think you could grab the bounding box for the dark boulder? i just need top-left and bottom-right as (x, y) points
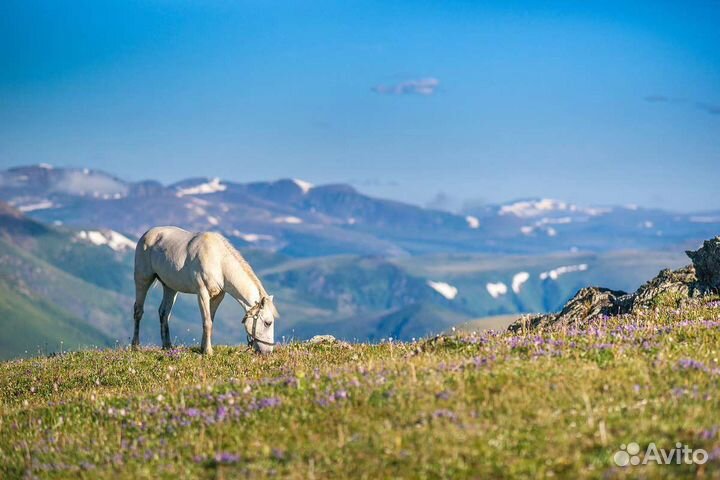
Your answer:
(686, 237), (720, 290)
(509, 287), (629, 332)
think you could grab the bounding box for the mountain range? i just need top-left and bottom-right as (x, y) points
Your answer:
(0, 164), (716, 358)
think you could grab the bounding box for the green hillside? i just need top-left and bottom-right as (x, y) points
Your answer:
(0, 276), (110, 359)
(1, 300), (719, 478)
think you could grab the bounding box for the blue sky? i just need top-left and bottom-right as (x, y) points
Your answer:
(1, 1), (719, 211)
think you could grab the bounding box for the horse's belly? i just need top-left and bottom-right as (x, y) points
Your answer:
(150, 251), (197, 293)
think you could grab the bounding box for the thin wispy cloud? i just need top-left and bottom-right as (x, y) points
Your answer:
(696, 102), (720, 115)
(644, 94), (719, 115)
(372, 77), (440, 96)
(643, 95), (685, 103)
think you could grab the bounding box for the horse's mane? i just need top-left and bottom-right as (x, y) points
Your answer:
(219, 235), (267, 297)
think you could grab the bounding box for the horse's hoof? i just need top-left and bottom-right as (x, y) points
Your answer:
(162, 344), (173, 350)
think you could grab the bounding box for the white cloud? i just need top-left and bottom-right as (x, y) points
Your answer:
(372, 78), (439, 96)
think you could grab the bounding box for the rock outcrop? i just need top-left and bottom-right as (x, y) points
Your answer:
(508, 237), (720, 332)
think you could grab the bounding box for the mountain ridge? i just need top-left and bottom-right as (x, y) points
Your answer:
(1, 164), (718, 258)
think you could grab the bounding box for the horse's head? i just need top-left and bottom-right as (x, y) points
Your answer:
(242, 295), (278, 354)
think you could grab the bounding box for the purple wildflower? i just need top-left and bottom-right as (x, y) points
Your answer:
(699, 426), (719, 440)
(214, 452), (241, 464)
(432, 409), (457, 420)
(256, 396), (282, 409)
(216, 406), (228, 421)
(435, 390), (451, 401)
(678, 359), (706, 371)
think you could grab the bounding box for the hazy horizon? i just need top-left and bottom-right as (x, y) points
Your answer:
(4, 160), (719, 215)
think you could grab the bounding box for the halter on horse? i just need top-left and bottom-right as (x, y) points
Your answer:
(242, 300), (276, 348)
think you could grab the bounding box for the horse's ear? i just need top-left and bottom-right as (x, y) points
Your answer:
(267, 295), (279, 318)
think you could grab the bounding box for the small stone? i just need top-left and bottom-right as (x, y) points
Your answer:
(307, 335), (338, 344)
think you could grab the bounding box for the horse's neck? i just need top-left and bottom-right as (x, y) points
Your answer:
(222, 257), (262, 308)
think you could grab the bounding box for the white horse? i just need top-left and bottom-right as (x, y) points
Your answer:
(132, 226), (278, 355)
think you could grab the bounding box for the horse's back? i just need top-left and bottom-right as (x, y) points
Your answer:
(135, 226), (228, 293)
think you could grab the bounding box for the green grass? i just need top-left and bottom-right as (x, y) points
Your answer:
(1, 302), (719, 479)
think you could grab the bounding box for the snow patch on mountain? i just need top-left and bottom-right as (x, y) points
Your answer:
(500, 199), (610, 218)
(427, 281), (458, 300)
(176, 178), (227, 197)
(17, 200), (55, 212)
(465, 215), (480, 229)
(77, 230), (136, 252)
(207, 216), (220, 226)
(512, 272), (530, 294)
(293, 179), (314, 194)
(520, 216), (576, 236)
(500, 199), (571, 218)
(486, 282), (508, 298)
(539, 264), (588, 280)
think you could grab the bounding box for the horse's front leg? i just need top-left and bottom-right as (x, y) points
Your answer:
(197, 288), (214, 355)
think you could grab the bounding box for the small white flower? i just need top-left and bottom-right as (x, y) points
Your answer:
(156, 394), (164, 402)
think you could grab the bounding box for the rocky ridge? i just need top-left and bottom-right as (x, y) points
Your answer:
(508, 236), (720, 331)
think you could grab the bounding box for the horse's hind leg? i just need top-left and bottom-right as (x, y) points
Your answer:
(159, 284), (178, 350)
(132, 274), (155, 348)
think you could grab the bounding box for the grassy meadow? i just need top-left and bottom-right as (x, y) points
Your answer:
(1, 300), (720, 479)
